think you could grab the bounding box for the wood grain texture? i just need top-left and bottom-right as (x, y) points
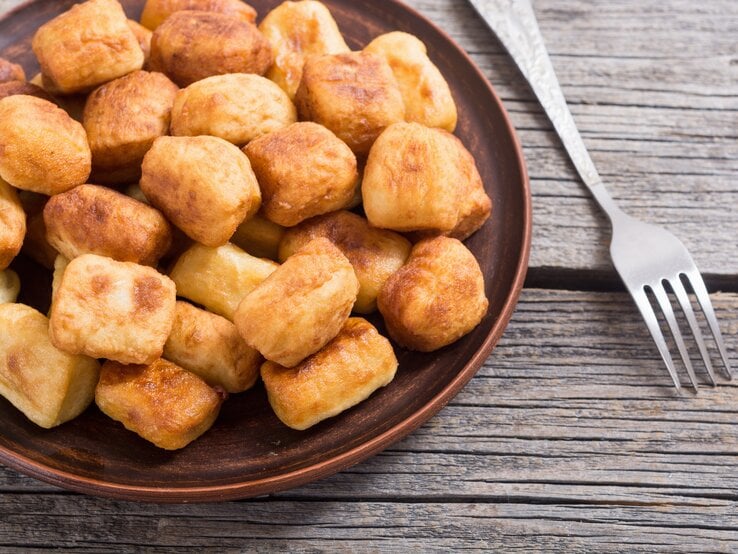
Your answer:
(1, 290), (737, 550)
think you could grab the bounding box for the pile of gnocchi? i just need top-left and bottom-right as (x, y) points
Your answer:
(0, 0), (492, 450)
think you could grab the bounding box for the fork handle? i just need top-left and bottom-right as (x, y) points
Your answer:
(467, 0), (621, 218)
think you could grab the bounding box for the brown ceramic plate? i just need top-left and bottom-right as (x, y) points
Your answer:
(0, 0), (531, 502)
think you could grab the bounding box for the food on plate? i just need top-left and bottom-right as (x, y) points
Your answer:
(32, 0), (144, 94)
(234, 238), (359, 368)
(378, 236), (488, 351)
(262, 317), (397, 430)
(140, 0), (257, 30)
(95, 358), (225, 450)
(0, 177), (26, 270)
(230, 213), (285, 261)
(164, 301), (261, 393)
(365, 31), (457, 132)
(49, 254), (177, 364)
(244, 122), (358, 226)
(0, 95), (91, 195)
(0, 81), (54, 102)
(169, 242), (278, 320)
(362, 122), (491, 237)
(43, 184), (173, 265)
(0, 57), (25, 83)
(171, 74), (296, 146)
(279, 210), (411, 314)
(0, 303), (100, 428)
(148, 10), (272, 87)
(295, 52), (405, 155)
(51, 255), (69, 304)
(127, 20), (153, 66)
(0, 269), (20, 303)
(83, 70), (178, 184)
(140, 135), (261, 246)
(260, 0), (349, 100)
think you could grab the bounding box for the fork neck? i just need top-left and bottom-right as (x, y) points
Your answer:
(589, 182), (626, 223)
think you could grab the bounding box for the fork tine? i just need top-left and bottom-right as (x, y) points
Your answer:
(631, 288), (681, 390)
(651, 283), (699, 391)
(669, 277), (716, 386)
(684, 270), (733, 380)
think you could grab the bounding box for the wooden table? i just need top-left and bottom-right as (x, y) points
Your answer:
(1, 0), (737, 550)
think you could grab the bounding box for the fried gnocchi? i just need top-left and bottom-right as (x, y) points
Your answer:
(0, 57), (24, 83)
(32, 0), (144, 94)
(378, 236), (488, 352)
(363, 122), (491, 236)
(50, 254), (177, 364)
(0, 81), (54, 103)
(234, 238), (359, 368)
(365, 31), (457, 132)
(149, 10), (272, 87)
(43, 184), (172, 265)
(96, 358), (224, 450)
(83, 70), (179, 184)
(0, 269), (20, 304)
(279, 211), (411, 313)
(128, 20), (153, 66)
(171, 74), (296, 146)
(230, 213), (285, 261)
(0, 95), (91, 195)
(0, 303), (100, 428)
(140, 0), (257, 30)
(262, 317), (397, 430)
(0, 177), (26, 270)
(260, 0), (349, 99)
(22, 212), (59, 270)
(295, 52), (405, 156)
(140, 136), (261, 246)
(164, 301), (261, 393)
(170, 242), (278, 320)
(244, 122), (358, 226)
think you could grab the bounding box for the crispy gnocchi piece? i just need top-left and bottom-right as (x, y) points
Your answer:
(96, 358), (224, 450)
(31, 0), (144, 94)
(295, 52), (405, 156)
(83, 70), (179, 184)
(44, 184), (172, 265)
(0, 304), (100, 428)
(164, 301), (261, 393)
(0, 95), (91, 195)
(378, 236), (488, 352)
(279, 211), (411, 313)
(149, 10), (272, 87)
(0, 81), (55, 102)
(260, 0), (349, 99)
(261, 317), (397, 430)
(140, 0), (257, 30)
(362, 122), (491, 236)
(0, 57), (25, 83)
(127, 19), (153, 65)
(365, 32), (457, 132)
(0, 269), (20, 303)
(170, 242), (278, 320)
(51, 254), (69, 304)
(234, 238), (359, 368)
(22, 212), (59, 269)
(49, 254), (177, 364)
(0, 177), (26, 270)
(244, 122), (358, 226)
(140, 136), (261, 247)
(230, 212), (285, 261)
(171, 74), (295, 146)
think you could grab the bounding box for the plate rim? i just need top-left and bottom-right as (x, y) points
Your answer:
(0, 0), (532, 502)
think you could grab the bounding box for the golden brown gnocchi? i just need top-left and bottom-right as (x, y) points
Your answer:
(0, 269), (20, 304)
(0, 57), (25, 83)
(244, 122), (358, 226)
(127, 19), (153, 66)
(140, 135), (261, 247)
(234, 238), (359, 368)
(95, 358), (224, 450)
(49, 254), (177, 364)
(261, 317), (397, 430)
(32, 0), (144, 94)
(230, 213), (285, 261)
(0, 81), (54, 103)
(171, 74), (296, 146)
(0, 177), (26, 270)
(140, 0), (257, 30)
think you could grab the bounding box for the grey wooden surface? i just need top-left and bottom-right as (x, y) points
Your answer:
(1, 0), (737, 551)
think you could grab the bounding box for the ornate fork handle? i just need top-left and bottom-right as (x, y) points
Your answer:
(468, 0), (617, 214)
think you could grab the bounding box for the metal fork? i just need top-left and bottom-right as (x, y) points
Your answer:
(467, 0), (734, 390)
